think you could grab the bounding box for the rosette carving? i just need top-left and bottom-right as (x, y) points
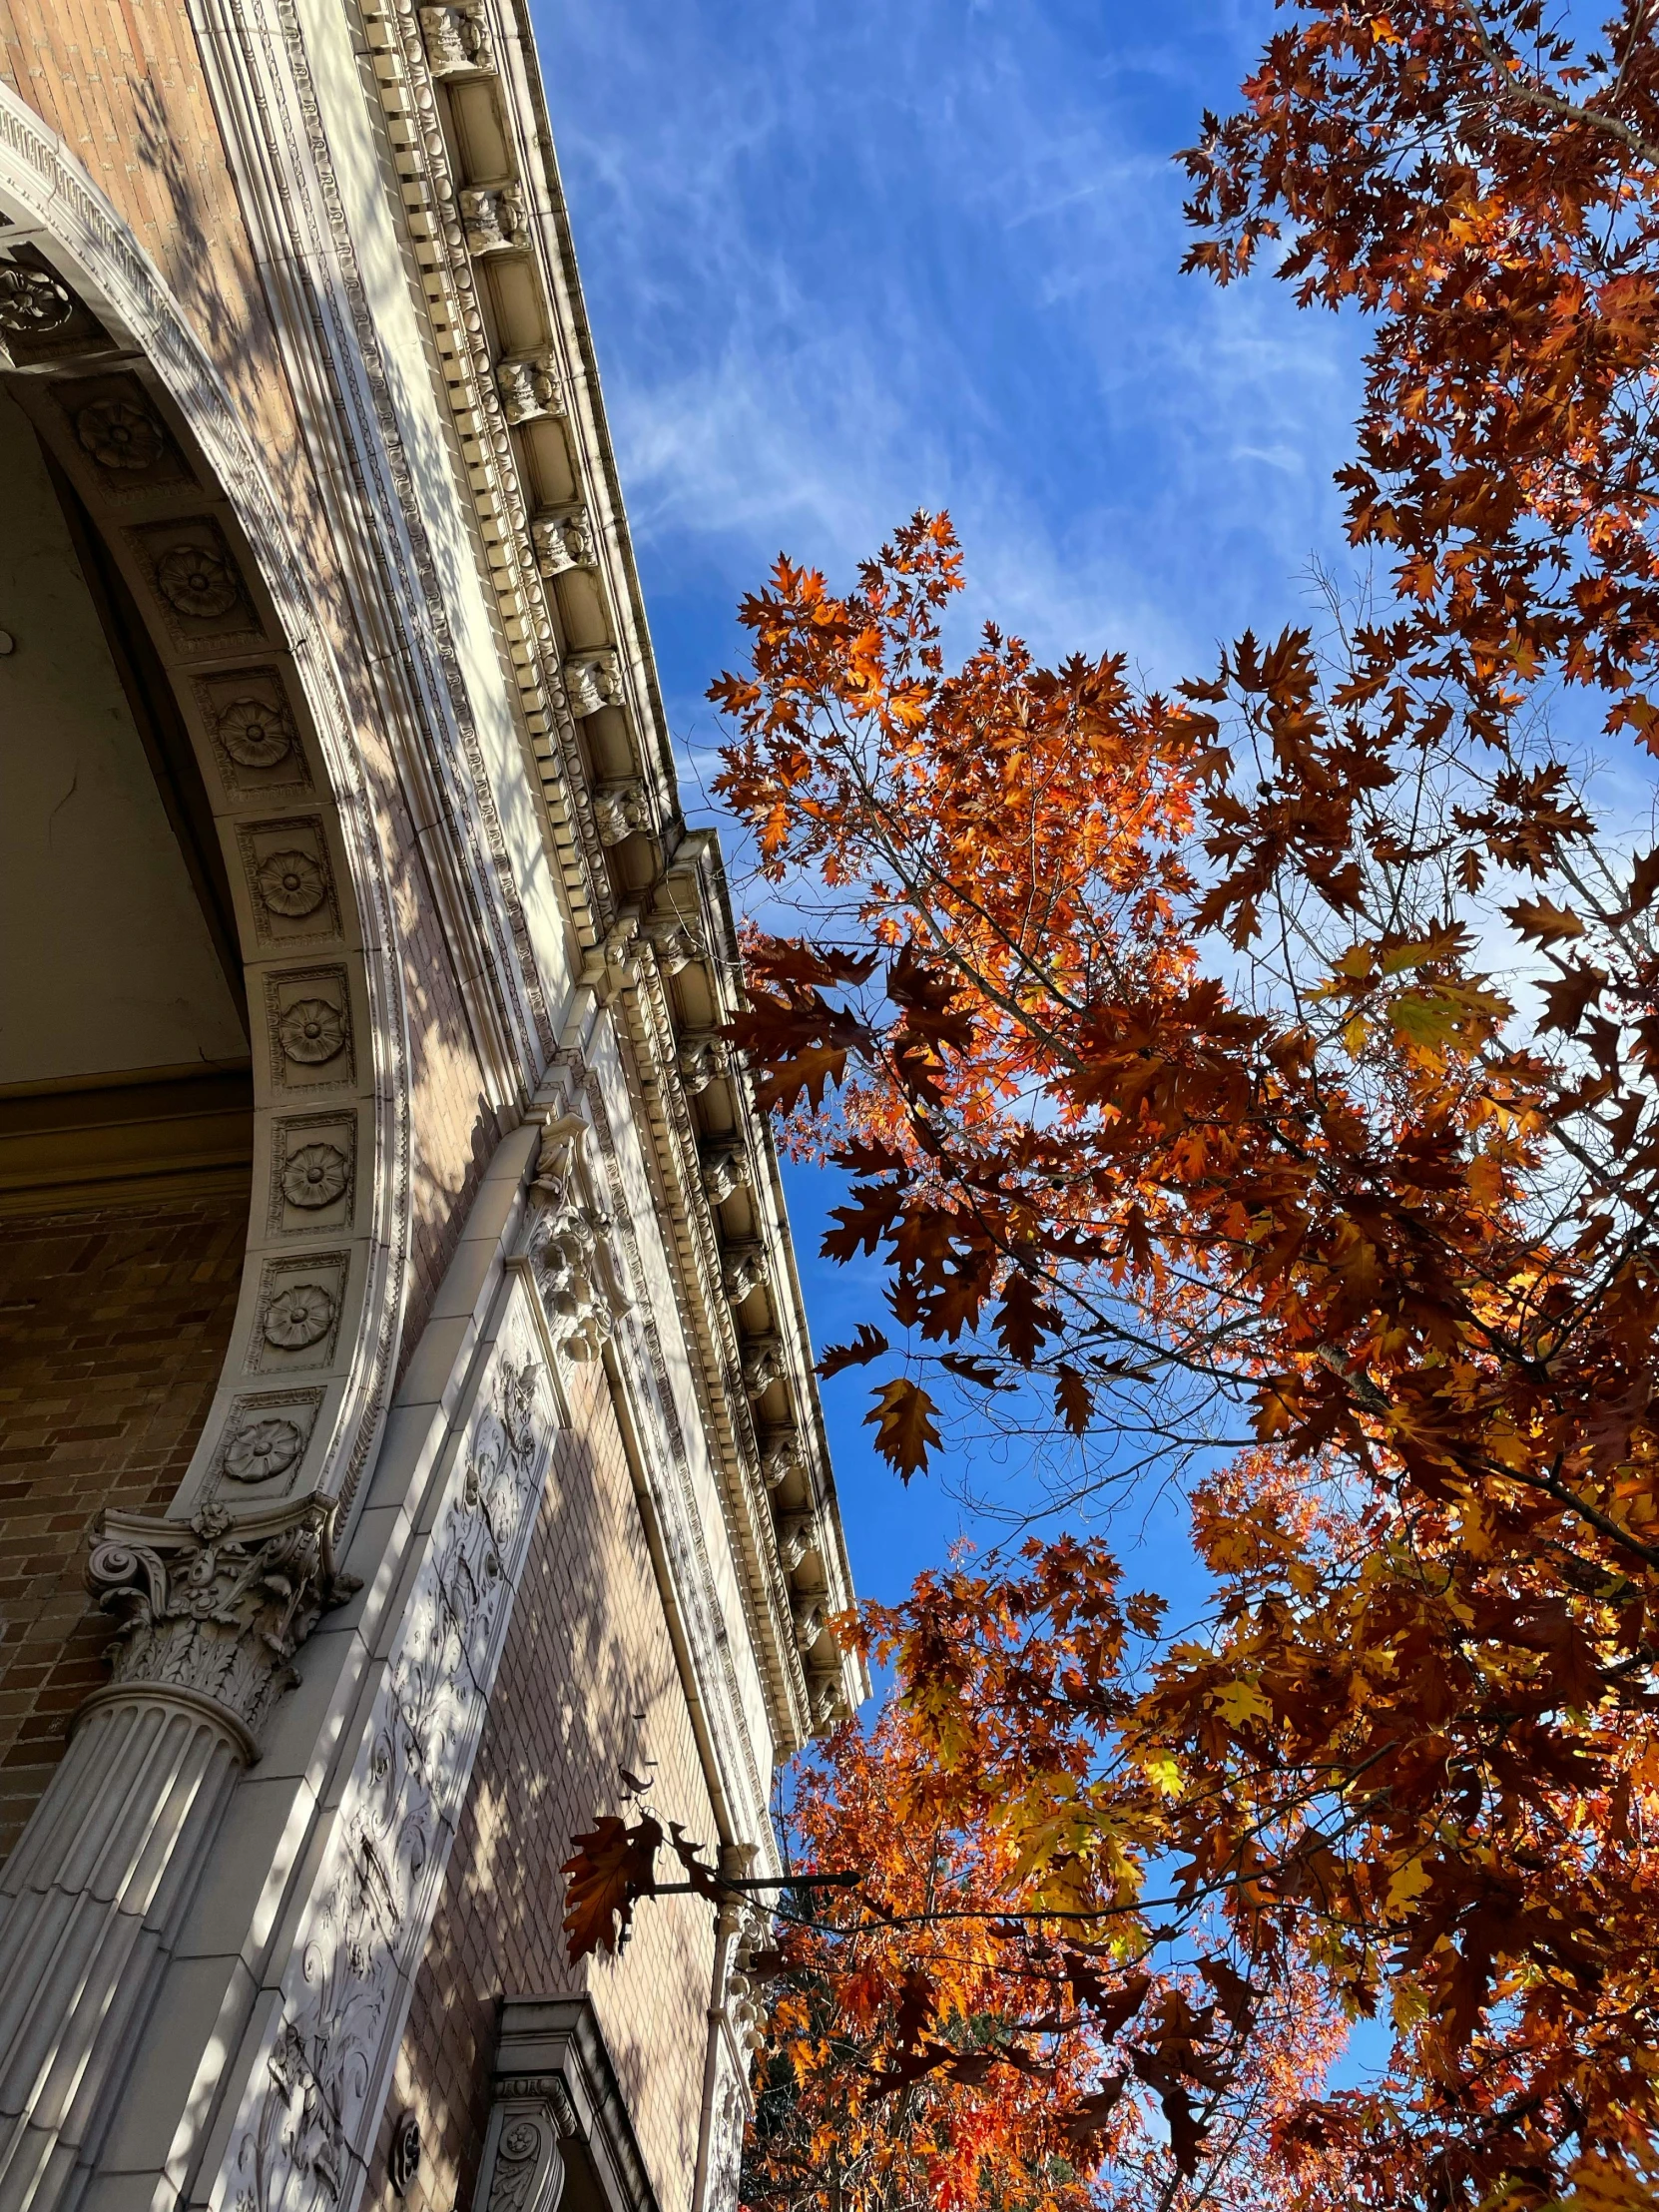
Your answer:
(277, 996), (346, 1065)
(256, 848), (326, 918)
(265, 1284), (336, 1351)
(85, 1499), (358, 1752)
(156, 542), (241, 620)
(224, 1414), (304, 1484)
(218, 696), (295, 770)
(281, 1140), (349, 1208)
(0, 262), (73, 333)
(75, 396), (165, 470)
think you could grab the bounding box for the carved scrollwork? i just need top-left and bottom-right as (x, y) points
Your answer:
(418, 0), (495, 75)
(461, 184), (528, 256)
(722, 1245), (767, 1305)
(85, 1498), (357, 1753)
(741, 1338), (786, 1401)
(761, 1428), (801, 1490)
(702, 1144), (750, 1207)
(592, 778), (646, 845)
(524, 1120), (630, 1364)
(475, 2099), (566, 2212)
(530, 502), (595, 577)
(495, 349), (563, 425)
(809, 1670), (845, 1729)
(564, 650), (623, 721)
(678, 1031), (732, 1096)
(776, 1511), (820, 1573)
(220, 1306), (552, 2212)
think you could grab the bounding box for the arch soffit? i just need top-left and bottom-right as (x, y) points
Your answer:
(0, 81), (412, 1529)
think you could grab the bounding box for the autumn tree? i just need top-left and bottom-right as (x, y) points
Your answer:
(567, 2), (1659, 2205)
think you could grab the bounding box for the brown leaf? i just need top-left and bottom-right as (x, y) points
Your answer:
(561, 1814), (662, 1960)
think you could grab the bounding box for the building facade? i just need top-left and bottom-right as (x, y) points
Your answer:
(0, 8), (860, 2212)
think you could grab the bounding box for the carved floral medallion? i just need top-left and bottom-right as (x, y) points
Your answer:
(0, 262), (73, 332)
(220, 696), (296, 770)
(156, 542), (241, 620)
(75, 396), (165, 470)
(265, 1284), (336, 1351)
(224, 1415), (304, 1484)
(281, 1140), (350, 1208)
(257, 847), (327, 918)
(277, 997), (346, 1066)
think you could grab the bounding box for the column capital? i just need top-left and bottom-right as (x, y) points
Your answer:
(84, 1497), (359, 1758)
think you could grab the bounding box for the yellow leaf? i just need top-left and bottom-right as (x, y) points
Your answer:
(1214, 1678), (1273, 1727)
(1139, 1750), (1183, 1799)
(1385, 1854), (1433, 1912)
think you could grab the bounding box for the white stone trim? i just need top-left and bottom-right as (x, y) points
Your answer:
(0, 79), (413, 1528)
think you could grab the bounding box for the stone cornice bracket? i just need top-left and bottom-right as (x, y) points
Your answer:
(521, 1114), (631, 1365)
(83, 1498), (359, 1760)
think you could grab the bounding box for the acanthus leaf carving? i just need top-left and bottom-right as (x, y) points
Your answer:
(531, 501), (595, 577)
(86, 1497), (358, 1751)
(524, 1118), (630, 1364)
(678, 1031), (732, 1096)
(722, 1245), (768, 1306)
(701, 1144), (750, 1208)
(592, 779), (646, 845)
(776, 1511), (820, 1573)
(741, 1338), (786, 1401)
(418, 0), (494, 75)
(761, 1428), (801, 1490)
(461, 183), (528, 256)
(220, 1306), (553, 2212)
(495, 350), (563, 426)
(564, 650), (623, 721)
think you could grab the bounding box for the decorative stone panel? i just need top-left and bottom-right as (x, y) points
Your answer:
(215, 1285), (556, 2212)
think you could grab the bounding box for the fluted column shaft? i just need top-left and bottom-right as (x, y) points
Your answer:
(0, 1499), (352, 2212)
(0, 1693), (247, 2212)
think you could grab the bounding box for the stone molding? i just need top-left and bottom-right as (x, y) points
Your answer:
(191, 0), (554, 1099)
(84, 1499), (359, 1758)
(480, 2000), (655, 2212)
(0, 83), (414, 1523)
(213, 1277), (557, 2212)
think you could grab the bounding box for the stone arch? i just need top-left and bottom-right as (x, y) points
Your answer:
(0, 83), (411, 1534)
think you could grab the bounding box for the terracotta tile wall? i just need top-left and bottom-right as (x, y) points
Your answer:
(367, 1362), (721, 2212)
(0, 1185), (250, 1861)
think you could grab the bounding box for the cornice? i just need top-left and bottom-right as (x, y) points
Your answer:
(353, 0), (867, 1747)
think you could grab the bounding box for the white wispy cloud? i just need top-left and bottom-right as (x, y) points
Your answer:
(534, 0), (1364, 726)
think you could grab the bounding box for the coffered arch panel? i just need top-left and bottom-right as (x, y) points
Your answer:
(0, 84), (413, 1529)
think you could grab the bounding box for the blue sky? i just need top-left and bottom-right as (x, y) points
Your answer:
(531, 0), (1370, 1604)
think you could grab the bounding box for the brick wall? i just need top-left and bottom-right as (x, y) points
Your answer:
(367, 1361), (721, 2212)
(0, 1185), (251, 1860)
